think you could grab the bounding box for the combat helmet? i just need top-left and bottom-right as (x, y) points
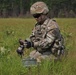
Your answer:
(30, 1), (49, 15)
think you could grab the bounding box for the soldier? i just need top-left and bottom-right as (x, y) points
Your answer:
(17, 1), (64, 62)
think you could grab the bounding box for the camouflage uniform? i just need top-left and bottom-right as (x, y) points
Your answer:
(17, 1), (64, 62)
(29, 18), (64, 62)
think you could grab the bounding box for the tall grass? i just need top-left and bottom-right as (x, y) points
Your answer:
(0, 18), (76, 75)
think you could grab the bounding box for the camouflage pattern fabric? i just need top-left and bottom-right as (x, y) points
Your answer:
(30, 1), (49, 14)
(29, 18), (64, 61)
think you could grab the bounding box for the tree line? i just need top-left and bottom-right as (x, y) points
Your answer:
(0, 0), (76, 18)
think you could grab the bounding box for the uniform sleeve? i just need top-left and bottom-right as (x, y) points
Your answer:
(37, 29), (58, 49)
(30, 27), (35, 39)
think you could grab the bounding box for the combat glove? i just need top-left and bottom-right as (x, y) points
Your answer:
(19, 39), (33, 48)
(16, 45), (24, 55)
(25, 40), (33, 48)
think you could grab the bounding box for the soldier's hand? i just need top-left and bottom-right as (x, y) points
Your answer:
(19, 39), (32, 48)
(16, 45), (24, 55)
(25, 40), (32, 48)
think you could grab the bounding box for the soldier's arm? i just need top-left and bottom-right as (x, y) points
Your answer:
(37, 28), (59, 49)
(30, 27), (36, 43)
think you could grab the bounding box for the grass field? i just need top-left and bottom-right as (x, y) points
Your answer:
(0, 18), (76, 75)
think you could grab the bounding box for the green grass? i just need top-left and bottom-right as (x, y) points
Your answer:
(0, 18), (76, 75)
